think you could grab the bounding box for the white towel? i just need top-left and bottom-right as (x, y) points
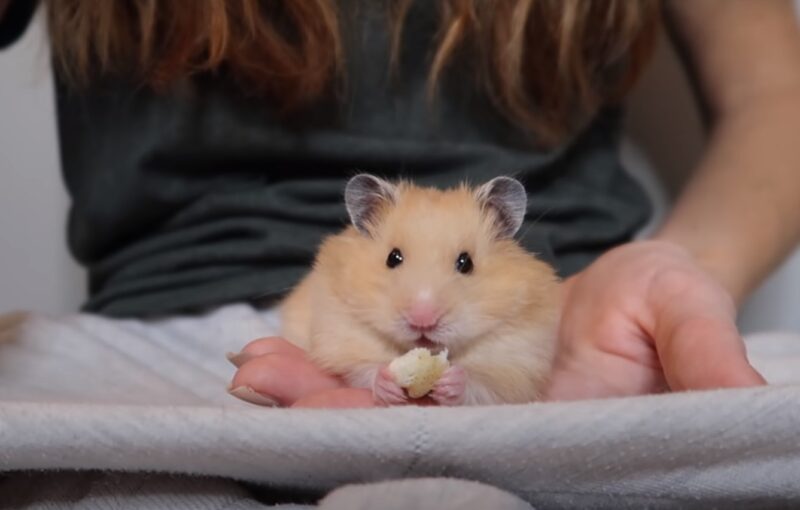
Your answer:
(0, 304), (799, 508)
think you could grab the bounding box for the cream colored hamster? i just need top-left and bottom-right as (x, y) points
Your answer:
(279, 174), (561, 406)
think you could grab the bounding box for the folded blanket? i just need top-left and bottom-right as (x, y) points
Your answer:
(0, 304), (798, 509)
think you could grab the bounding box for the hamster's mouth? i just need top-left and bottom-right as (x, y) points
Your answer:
(413, 336), (445, 354)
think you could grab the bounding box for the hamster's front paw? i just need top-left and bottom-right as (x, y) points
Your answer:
(430, 365), (466, 406)
(372, 365), (408, 406)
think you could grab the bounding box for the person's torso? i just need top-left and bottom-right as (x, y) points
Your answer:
(41, 1), (652, 316)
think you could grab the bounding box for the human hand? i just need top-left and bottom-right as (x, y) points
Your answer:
(228, 241), (765, 408)
(227, 337), (376, 408)
(544, 240), (766, 400)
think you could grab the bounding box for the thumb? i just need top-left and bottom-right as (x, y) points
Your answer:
(657, 313), (766, 392)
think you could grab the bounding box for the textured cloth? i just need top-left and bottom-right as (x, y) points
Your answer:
(0, 1), (650, 317)
(318, 479), (534, 510)
(0, 473), (530, 510)
(0, 472), (301, 510)
(1, 305), (800, 509)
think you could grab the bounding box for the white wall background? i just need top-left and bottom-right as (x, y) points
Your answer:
(0, 5), (798, 333)
(0, 8), (84, 315)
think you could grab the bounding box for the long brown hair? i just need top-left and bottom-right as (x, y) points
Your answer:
(46, 0), (660, 146)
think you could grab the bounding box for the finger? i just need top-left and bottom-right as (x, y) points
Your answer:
(226, 337), (306, 367)
(227, 385), (279, 407)
(292, 388), (376, 408)
(648, 267), (768, 391)
(375, 389), (408, 407)
(376, 379), (406, 400)
(660, 315), (767, 392)
(543, 347), (667, 401)
(230, 353), (344, 406)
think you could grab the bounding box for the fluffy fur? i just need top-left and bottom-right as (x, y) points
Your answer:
(280, 177), (561, 405)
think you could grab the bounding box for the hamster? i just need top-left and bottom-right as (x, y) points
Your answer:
(279, 174), (561, 406)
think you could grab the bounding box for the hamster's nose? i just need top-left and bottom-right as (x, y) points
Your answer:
(404, 300), (443, 332)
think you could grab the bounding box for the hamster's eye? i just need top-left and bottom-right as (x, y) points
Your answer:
(386, 248), (403, 269)
(455, 252), (473, 275)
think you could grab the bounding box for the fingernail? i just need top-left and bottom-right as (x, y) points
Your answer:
(225, 351), (255, 368)
(227, 385), (280, 407)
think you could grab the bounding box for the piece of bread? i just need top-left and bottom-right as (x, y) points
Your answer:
(388, 348), (450, 398)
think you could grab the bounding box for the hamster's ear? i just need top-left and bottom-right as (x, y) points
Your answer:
(345, 174), (397, 236)
(475, 176), (527, 239)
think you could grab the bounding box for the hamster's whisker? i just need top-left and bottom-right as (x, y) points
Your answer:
(518, 206), (555, 241)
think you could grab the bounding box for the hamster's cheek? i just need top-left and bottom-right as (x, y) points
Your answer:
(364, 305), (403, 342)
(450, 308), (504, 345)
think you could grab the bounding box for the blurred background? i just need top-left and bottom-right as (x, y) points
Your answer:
(0, 4), (798, 333)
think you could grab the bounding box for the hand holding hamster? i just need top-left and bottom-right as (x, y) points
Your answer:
(228, 175), (767, 408)
(545, 240), (766, 399)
